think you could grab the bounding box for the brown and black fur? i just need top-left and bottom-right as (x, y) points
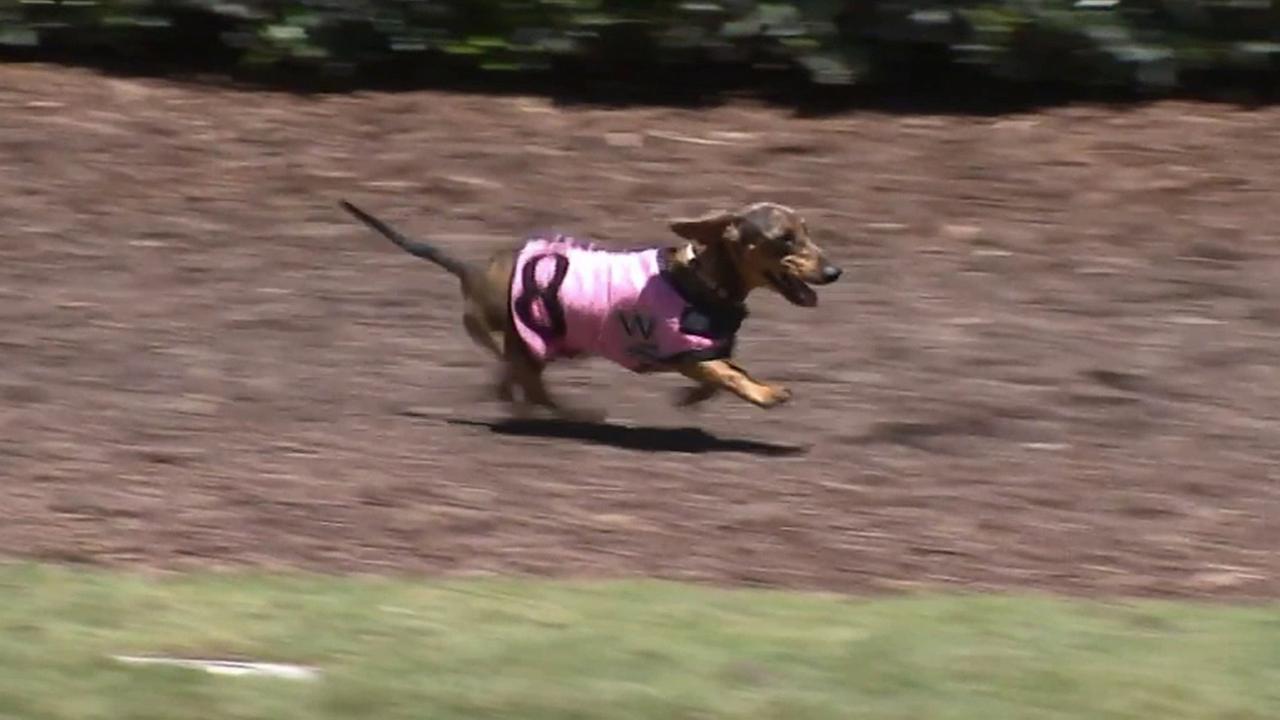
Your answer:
(339, 200), (841, 421)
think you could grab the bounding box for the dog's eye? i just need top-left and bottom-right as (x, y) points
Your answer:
(778, 232), (796, 249)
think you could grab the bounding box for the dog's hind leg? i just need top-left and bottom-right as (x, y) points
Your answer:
(461, 254), (519, 402)
(506, 354), (604, 423)
(464, 313), (517, 402)
(464, 312), (504, 359)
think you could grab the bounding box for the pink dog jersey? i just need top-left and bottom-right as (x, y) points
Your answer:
(510, 236), (741, 372)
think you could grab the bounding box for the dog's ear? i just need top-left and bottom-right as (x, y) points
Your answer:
(669, 210), (739, 246)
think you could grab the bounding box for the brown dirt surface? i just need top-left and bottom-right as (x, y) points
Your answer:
(0, 64), (1276, 598)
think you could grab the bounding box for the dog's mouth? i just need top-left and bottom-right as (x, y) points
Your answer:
(766, 271), (817, 307)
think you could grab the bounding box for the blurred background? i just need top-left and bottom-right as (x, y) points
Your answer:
(3, 0), (1280, 96)
(1, 0), (1276, 594)
(2, 1), (1280, 712)
(0, 3), (1277, 715)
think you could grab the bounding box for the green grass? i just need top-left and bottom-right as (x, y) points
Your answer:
(0, 564), (1276, 720)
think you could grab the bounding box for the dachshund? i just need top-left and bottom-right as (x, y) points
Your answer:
(339, 200), (841, 421)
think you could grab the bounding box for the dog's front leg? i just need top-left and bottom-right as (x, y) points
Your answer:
(675, 359), (791, 408)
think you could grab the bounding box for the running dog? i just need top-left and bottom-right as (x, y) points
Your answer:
(339, 199), (841, 420)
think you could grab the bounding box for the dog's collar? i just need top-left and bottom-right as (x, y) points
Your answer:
(657, 247), (748, 334)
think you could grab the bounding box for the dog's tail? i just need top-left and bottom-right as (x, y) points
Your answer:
(339, 200), (470, 279)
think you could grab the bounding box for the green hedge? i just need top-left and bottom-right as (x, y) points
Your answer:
(1, 0), (1278, 94)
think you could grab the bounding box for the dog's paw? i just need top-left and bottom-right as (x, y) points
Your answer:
(759, 385), (792, 408)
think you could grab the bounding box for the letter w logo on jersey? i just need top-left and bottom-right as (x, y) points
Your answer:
(616, 311), (654, 339)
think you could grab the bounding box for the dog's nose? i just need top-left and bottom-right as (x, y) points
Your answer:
(821, 264), (842, 283)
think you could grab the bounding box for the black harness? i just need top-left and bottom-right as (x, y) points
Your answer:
(656, 248), (748, 360)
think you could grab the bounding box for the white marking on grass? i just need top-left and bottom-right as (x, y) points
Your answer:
(111, 655), (320, 681)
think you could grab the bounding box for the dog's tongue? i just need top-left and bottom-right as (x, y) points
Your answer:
(782, 276), (817, 307)
(769, 272), (817, 307)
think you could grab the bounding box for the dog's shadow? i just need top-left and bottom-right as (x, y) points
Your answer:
(443, 417), (808, 457)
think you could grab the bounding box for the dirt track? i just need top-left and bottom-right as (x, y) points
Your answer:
(0, 64), (1276, 598)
